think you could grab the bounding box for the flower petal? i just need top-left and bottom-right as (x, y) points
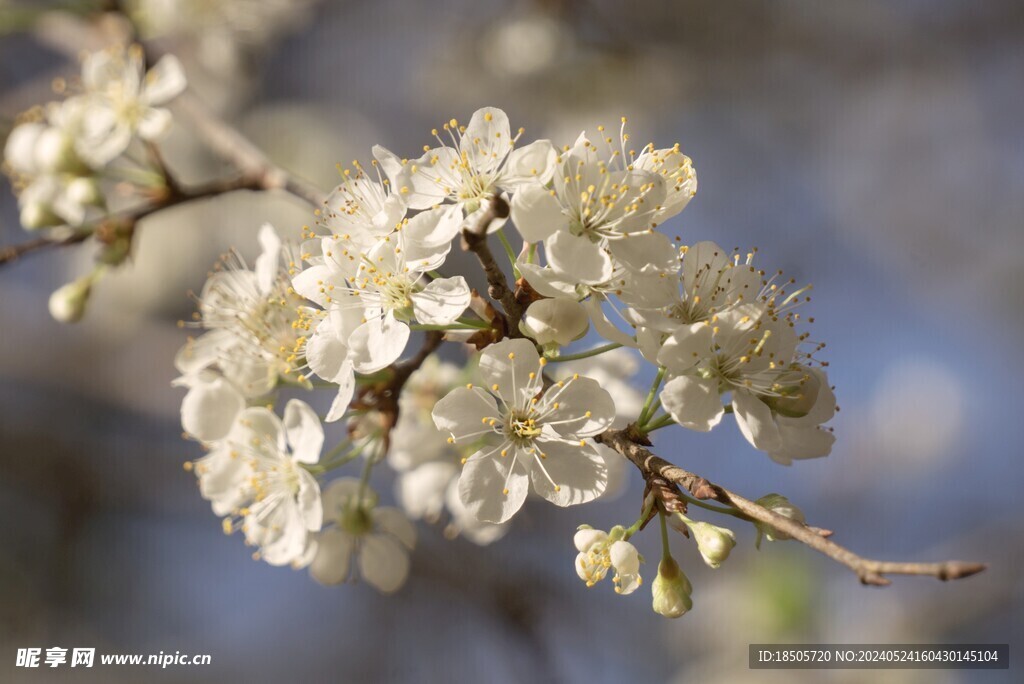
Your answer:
(657, 322), (713, 373)
(181, 376), (244, 442)
(373, 506), (417, 550)
(283, 399), (324, 464)
(546, 230), (612, 284)
(348, 313), (410, 373)
(309, 528), (355, 585)
(732, 390), (782, 452)
(458, 448), (530, 523)
(477, 338), (541, 407)
(412, 276), (470, 325)
(359, 534), (411, 593)
(509, 182), (568, 243)
(529, 440), (608, 507)
(431, 386), (500, 441)
(543, 376), (615, 437)
(660, 375), (724, 432)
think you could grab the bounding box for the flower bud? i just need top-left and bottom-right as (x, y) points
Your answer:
(20, 201), (62, 230)
(4, 121), (46, 174)
(651, 556), (692, 618)
(754, 493), (806, 548)
(688, 520), (736, 568)
(520, 297), (588, 347)
(65, 176), (104, 208)
(34, 127), (82, 174)
(48, 276), (94, 323)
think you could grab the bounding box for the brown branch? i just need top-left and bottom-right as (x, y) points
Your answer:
(461, 195), (525, 337)
(0, 175), (266, 266)
(596, 426), (988, 586)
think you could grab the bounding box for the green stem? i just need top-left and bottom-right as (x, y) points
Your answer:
(427, 270), (443, 279)
(357, 451), (376, 501)
(637, 367), (666, 426)
(641, 412), (676, 433)
(495, 228), (520, 277)
(658, 508), (672, 562)
(675, 494), (749, 521)
(544, 342), (622, 363)
(623, 497), (656, 539)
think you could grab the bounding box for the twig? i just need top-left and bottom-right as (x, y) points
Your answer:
(596, 426), (988, 586)
(0, 175), (265, 266)
(171, 92), (326, 208)
(461, 195), (525, 337)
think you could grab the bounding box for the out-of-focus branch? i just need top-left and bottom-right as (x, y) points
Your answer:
(0, 175), (265, 266)
(597, 426), (988, 586)
(461, 195), (525, 337)
(171, 92), (326, 208)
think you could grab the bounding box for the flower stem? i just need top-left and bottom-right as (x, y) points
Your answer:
(641, 412), (676, 433)
(544, 342), (622, 363)
(623, 497), (656, 539)
(637, 367), (666, 426)
(496, 228), (520, 277)
(658, 508), (672, 562)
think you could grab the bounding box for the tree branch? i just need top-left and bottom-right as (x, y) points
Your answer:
(0, 175), (266, 266)
(596, 426), (988, 586)
(461, 195), (525, 337)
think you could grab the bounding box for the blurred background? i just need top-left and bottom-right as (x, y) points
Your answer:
(1, 0), (1022, 682)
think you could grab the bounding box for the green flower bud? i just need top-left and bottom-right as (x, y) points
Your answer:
(65, 176), (105, 208)
(652, 556), (692, 618)
(754, 493), (806, 549)
(688, 520), (737, 569)
(20, 201), (62, 230)
(48, 276), (93, 323)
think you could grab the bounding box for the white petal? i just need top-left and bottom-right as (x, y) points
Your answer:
(348, 314), (410, 373)
(396, 461), (457, 520)
(404, 204), (463, 249)
(296, 469), (323, 530)
(143, 54), (187, 104)
(325, 365), (356, 423)
(502, 139), (557, 187)
(309, 528), (355, 585)
(608, 232), (679, 274)
(517, 261), (577, 298)
(582, 296), (637, 348)
(509, 182), (568, 243)
(458, 449), (530, 523)
(373, 506), (417, 550)
(431, 386), (500, 441)
(546, 231), (612, 284)
(254, 223), (281, 295)
(412, 276), (471, 325)
(291, 264), (337, 307)
(732, 390), (782, 452)
(769, 425), (835, 465)
(305, 320), (351, 383)
(283, 399), (324, 464)
(461, 106), (511, 172)
(529, 440), (607, 506)
(359, 534), (411, 593)
(661, 375), (723, 432)
(543, 376), (615, 437)
(521, 297), (589, 346)
(136, 107), (173, 140)
(573, 528), (608, 553)
(657, 322), (713, 372)
(181, 376), (244, 442)
(477, 338), (541, 407)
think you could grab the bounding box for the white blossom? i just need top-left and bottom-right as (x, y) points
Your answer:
(79, 46), (187, 166)
(292, 225), (469, 372)
(432, 338), (614, 523)
(520, 296), (589, 348)
(176, 224), (319, 398)
(195, 400), (323, 567)
(309, 478), (416, 593)
(573, 526), (642, 594)
(373, 107), (557, 219)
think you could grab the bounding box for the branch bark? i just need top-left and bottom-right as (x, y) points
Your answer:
(461, 195), (525, 337)
(596, 426), (987, 586)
